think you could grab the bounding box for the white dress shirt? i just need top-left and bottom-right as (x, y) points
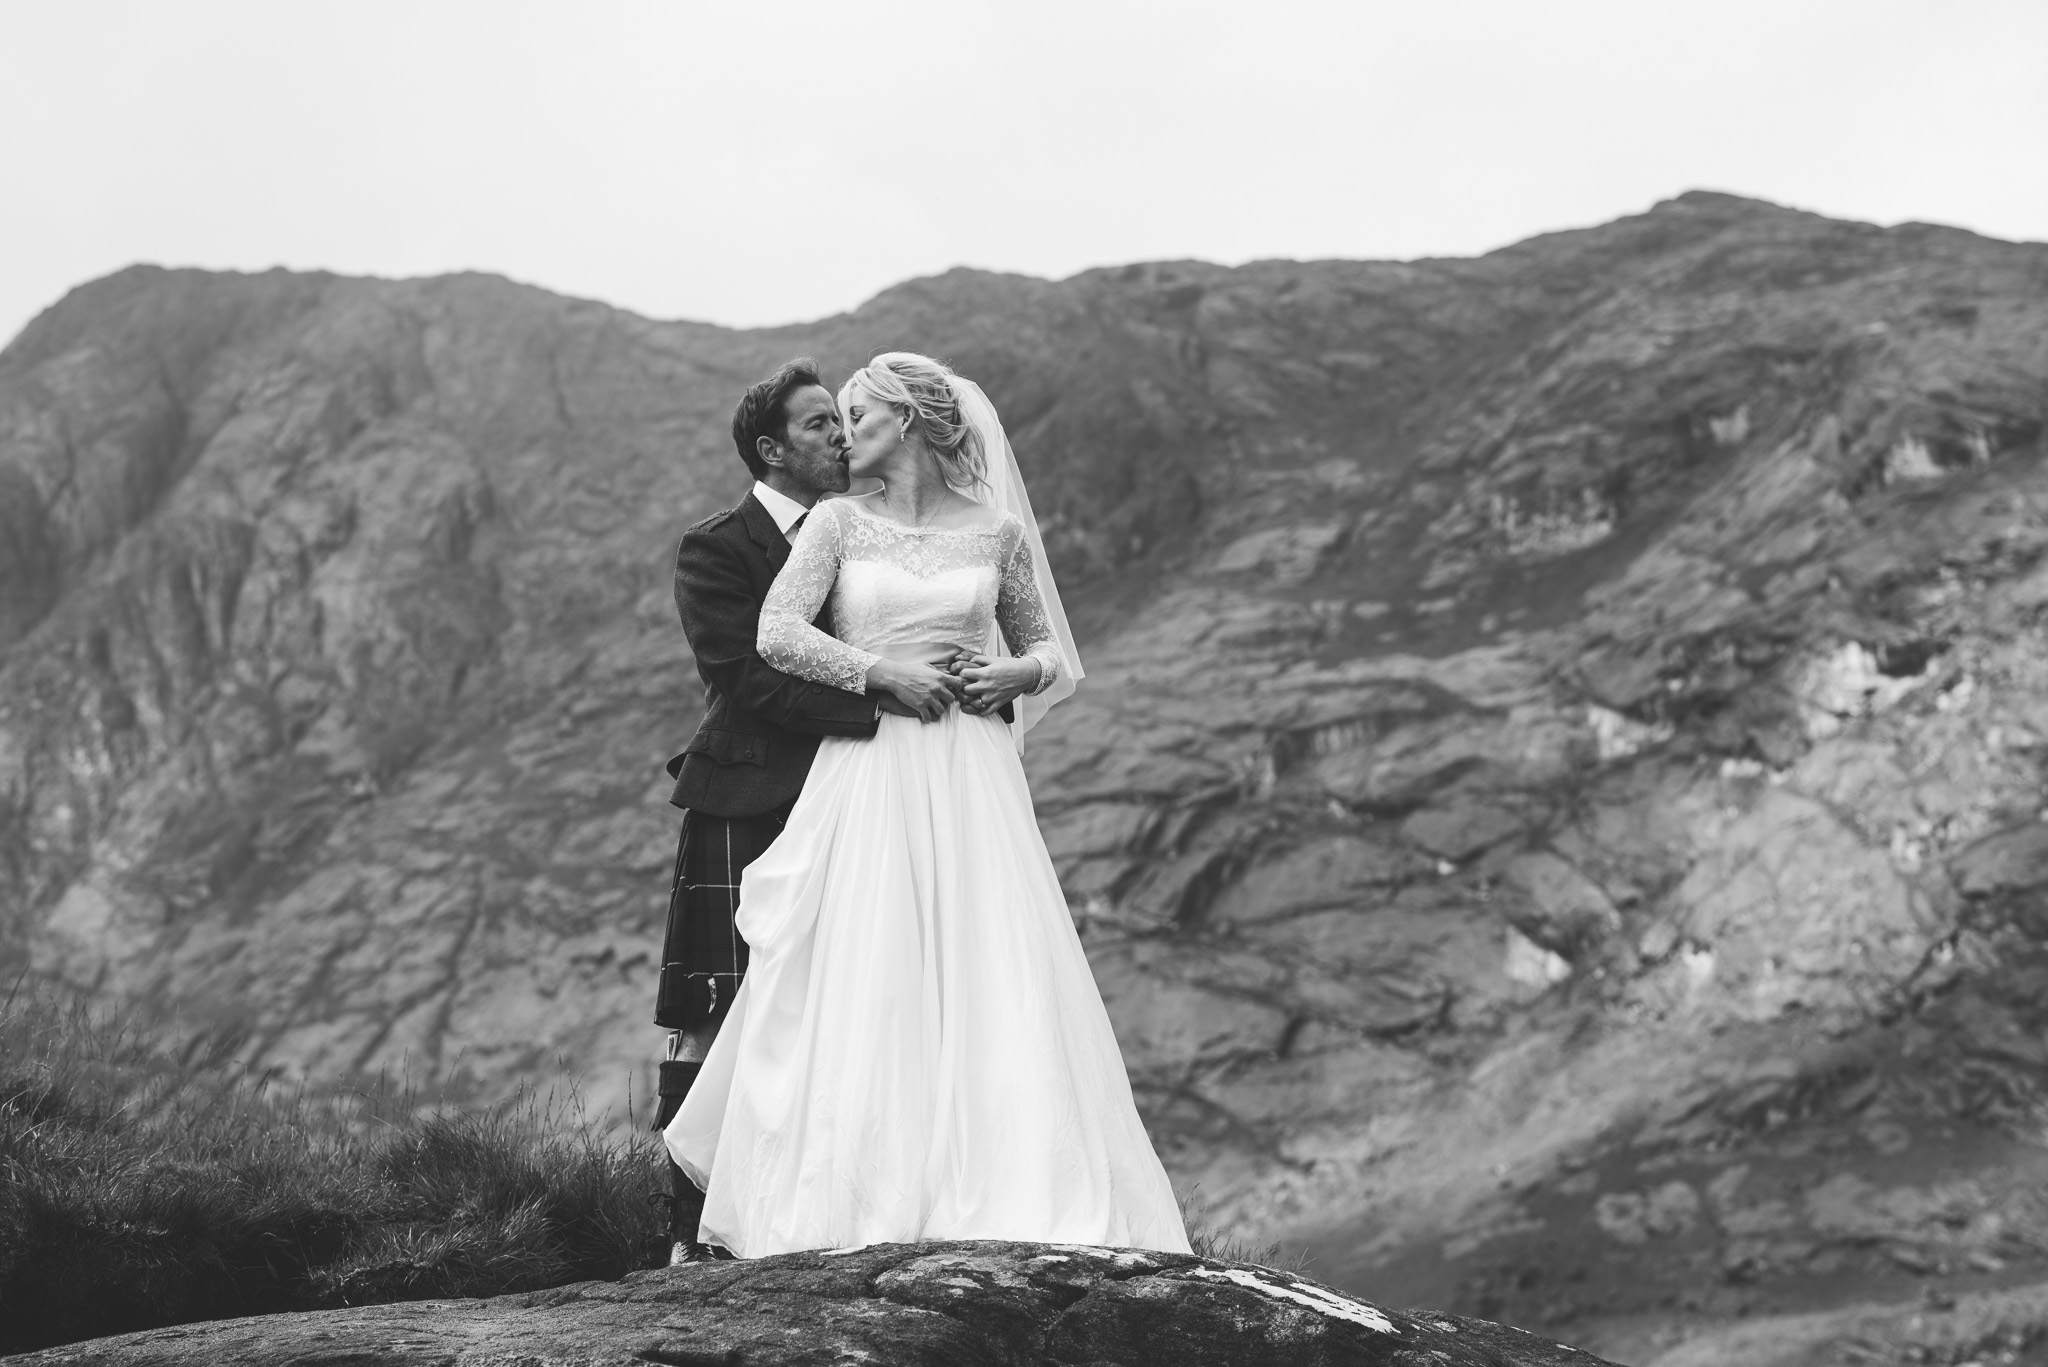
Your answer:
(751, 481), (810, 538)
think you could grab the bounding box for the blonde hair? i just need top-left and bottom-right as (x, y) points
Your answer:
(839, 352), (988, 490)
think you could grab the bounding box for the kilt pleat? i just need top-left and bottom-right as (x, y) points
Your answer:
(653, 803), (791, 1029)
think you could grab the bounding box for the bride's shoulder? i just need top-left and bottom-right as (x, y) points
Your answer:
(945, 493), (1016, 531)
(941, 502), (1019, 544)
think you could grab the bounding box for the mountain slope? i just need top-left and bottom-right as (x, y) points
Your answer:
(5, 192), (2048, 1363)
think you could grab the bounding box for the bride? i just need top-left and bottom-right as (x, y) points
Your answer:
(664, 353), (1189, 1256)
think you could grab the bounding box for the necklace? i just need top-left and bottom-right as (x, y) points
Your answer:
(883, 487), (948, 530)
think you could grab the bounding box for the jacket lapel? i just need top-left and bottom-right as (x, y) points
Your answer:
(739, 491), (832, 631)
(737, 492), (791, 572)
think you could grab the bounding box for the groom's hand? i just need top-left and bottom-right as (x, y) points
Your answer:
(864, 658), (957, 723)
(875, 695), (921, 719)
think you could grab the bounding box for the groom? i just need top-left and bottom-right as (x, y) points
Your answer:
(653, 357), (918, 1263)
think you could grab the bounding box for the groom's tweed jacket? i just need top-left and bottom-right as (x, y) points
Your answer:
(664, 491), (879, 818)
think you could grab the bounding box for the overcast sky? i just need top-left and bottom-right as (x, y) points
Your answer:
(4, 0), (2044, 349)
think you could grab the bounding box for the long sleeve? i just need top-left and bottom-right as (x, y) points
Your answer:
(673, 520), (877, 737)
(995, 522), (1063, 696)
(758, 502), (880, 694)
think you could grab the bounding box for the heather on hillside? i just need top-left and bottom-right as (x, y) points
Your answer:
(0, 986), (666, 1353)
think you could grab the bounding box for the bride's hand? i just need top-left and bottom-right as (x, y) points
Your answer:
(865, 658), (958, 723)
(952, 653), (1041, 715)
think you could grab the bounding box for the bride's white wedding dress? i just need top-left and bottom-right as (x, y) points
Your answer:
(664, 493), (1189, 1256)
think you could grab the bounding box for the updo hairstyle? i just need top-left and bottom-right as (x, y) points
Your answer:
(841, 352), (988, 491)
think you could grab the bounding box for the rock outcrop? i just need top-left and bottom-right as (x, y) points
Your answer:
(1, 1241), (1618, 1366)
(6, 192), (2048, 1360)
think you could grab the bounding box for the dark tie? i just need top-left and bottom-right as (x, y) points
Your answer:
(786, 513), (806, 541)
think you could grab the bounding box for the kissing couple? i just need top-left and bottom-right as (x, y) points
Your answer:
(648, 352), (1189, 1261)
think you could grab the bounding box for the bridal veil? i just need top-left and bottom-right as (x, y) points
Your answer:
(949, 372), (1086, 746)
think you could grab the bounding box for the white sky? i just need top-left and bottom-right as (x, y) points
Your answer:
(3, 0), (2044, 349)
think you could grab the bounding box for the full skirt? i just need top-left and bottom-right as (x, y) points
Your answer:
(664, 707), (1190, 1256)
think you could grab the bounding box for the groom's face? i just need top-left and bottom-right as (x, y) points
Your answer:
(763, 385), (852, 497)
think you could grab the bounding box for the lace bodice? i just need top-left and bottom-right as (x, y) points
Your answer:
(758, 495), (1066, 695)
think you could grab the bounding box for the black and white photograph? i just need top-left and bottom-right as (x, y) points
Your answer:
(2, 3), (2046, 1363)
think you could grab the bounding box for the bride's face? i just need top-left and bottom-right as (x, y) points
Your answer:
(841, 385), (904, 479)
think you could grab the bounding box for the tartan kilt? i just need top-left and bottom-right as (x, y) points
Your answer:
(653, 802), (792, 1029)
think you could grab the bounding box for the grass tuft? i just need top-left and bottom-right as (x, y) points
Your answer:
(1178, 1185), (1313, 1274)
(0, 982), (667, 1353)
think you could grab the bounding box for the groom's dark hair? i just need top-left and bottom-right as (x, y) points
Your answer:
(732, 357), (824, 480)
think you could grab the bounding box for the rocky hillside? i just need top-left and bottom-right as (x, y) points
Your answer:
(5, 192), (2048, 1364)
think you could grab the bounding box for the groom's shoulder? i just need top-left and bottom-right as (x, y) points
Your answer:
(680, 502), (748, 546)
(685, 505), (742, 536)
(673, 506), (752, 579)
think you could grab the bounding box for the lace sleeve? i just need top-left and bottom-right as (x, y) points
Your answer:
(995, 519), (1063, 697)
(758, 502), (878, 694)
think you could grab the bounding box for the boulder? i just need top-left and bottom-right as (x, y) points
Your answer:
(1666, 790), (1938, 1020)
(1951, 823), (2048, 897)
(1499, 851), (1621, 951)
(1093, 948), (1291, 1069)
(3, 1243), (1619, 1367)
(1398, 800), (1528, 862)
(1316, 716), (1492, 809)
(1315, 710), (1579, 813)
(1207, 834), (1429, 924)
(1211, 522), (1350, 585)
